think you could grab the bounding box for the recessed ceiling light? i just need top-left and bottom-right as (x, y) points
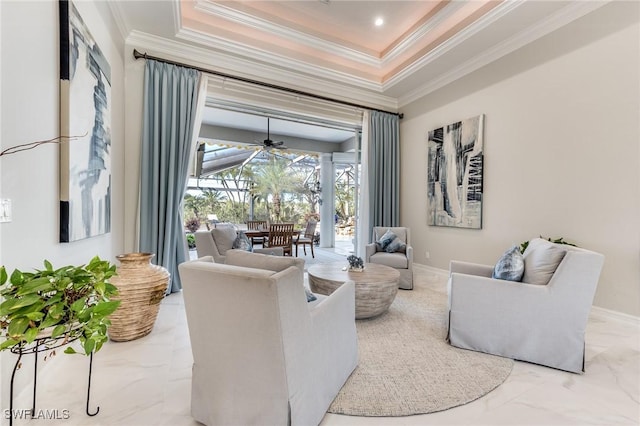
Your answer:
(374, 17), (384, 27)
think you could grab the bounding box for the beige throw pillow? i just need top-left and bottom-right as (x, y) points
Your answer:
(522, 241), (566, 285)
(211, 227), (237, 255)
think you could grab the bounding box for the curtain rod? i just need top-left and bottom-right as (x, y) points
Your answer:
(133, 49), (403, 119)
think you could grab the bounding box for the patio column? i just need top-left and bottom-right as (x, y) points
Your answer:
(319, 153), (334, 248)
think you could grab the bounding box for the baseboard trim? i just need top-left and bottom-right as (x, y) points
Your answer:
(590, 306), (640, 326)
(414, 263), (448, 279)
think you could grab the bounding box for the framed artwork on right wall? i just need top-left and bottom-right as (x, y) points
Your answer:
(427, 114), (485, 229)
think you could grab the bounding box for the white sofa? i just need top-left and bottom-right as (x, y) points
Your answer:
(447, 238), (605, 373)
(178, 250), (358, 425)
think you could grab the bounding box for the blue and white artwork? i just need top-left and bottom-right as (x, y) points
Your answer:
(427, 115), (484, 229)
(59, 0), (111, 242)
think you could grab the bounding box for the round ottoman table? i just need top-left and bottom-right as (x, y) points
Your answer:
(308, 262), (400, 319)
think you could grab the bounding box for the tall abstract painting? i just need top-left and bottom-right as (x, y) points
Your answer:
(427, 115), (484, 229)
(59, 0), (111, 242)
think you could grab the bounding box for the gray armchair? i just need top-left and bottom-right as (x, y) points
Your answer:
(194, 228), (283, 263)
(365, 226), (414, 290)
(178, 251), (358, 425)
(447, 238), (605, 373)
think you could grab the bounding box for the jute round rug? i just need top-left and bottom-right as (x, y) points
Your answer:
(327, 284), (513, 416)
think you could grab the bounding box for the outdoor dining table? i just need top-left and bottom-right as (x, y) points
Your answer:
(243, 229), (303, 239)
(243, 228), (303, 256)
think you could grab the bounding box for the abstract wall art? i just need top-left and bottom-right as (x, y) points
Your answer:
(427, 115), (484, 229)
(59, 0), (111, 242)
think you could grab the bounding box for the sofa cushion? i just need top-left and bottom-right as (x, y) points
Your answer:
(376, 229), (396, 251)
(522, 239), (566, 285)
(211, 227), (237, 255)
(232, 231), (253, 252)
(369, 252), (408, 269)
(492, 245), (524, 281)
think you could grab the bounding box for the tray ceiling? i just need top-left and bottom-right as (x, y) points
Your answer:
(112, 0), (610, 108)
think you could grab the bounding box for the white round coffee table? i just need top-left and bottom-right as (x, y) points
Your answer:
(308, 262), (400, 319)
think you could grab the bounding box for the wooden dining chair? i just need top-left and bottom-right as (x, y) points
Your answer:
(246, 220), (267, 246)
(266, 223), (295, 256)
(295, 220), (317, 258)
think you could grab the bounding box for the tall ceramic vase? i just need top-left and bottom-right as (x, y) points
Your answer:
(108, 253), (170, 342)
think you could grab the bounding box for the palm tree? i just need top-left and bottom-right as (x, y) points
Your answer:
(183, 193), (207, 222)
(252, 156), (297, 223)
(201, 188), (223, 215)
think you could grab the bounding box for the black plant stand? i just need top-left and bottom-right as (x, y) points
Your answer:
(8, 335), (98, 425)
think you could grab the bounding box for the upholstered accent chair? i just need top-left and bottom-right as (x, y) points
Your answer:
(178, 251), (358, 426)
(295, 220), (317, 258)
(194, 228), (282, 263)
(447, 238), (605, 373)
(365, 226), (414, 290)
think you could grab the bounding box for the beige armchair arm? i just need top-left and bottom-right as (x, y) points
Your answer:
(365, 243), (377, 262)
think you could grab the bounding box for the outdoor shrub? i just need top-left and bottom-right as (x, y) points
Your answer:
(185, 217), (200, 233)
(186, 233), (196, 249)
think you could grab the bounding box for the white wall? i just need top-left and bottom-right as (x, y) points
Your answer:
(401, 1), (640, 317)
(0, 0), (125, 412)
(123, 45), (145, 253)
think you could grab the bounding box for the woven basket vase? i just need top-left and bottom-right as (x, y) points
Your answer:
(108, 253), (169, 342)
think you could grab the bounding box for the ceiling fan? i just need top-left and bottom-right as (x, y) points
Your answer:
(256, 117), (287, 150)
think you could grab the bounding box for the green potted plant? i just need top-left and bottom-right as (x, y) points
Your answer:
(520, 237), (577, 254)
(0, 256), (120, 355)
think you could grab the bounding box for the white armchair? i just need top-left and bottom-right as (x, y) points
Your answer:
(365, 226), (414, 289)
(178, 250), (358, 425)
(194, 228), (283, 263)
(447, 238), (605, 373)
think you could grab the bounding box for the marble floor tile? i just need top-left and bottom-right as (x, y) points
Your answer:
(6, 269), (639, 426)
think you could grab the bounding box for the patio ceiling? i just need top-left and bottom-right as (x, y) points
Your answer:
(196, 143), (320, 179)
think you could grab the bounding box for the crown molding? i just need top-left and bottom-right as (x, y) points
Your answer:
(186, 1), (489, 74)
(397, 0), (612, 107)
(381, 0), (467, 66)
(175, 27), (382, 90)
(126, 31), (398, 112)
(174, 27), (381, 89)
(194, 0), (380, 67)
(106, 0), (131, 42)
(386, 0), (524, 90)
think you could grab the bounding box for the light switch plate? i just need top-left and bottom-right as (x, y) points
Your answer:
(0, 199), (12, 222)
